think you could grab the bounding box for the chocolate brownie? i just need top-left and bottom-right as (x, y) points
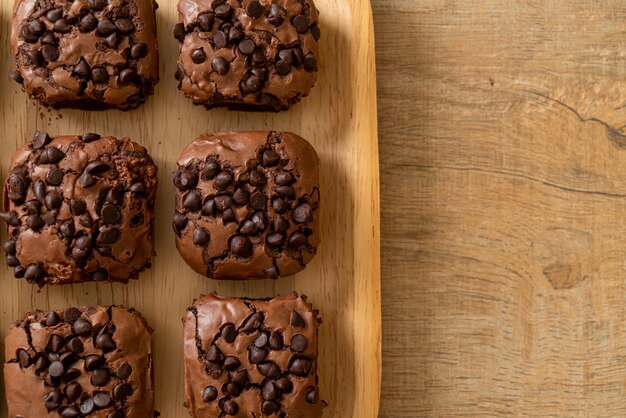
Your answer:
(183, 293), (325, 417)
(173, 131), (320, 280)
(173, 0), (321, 111)
(4, 306), (155, 418)
(10, 0), (159, 110)
(1, 132), (158, 286)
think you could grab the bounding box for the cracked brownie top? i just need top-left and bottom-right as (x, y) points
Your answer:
(1, 132), (158, 286)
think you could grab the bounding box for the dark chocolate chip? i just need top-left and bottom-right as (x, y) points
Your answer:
(84, 355), (105, 371)
(293, 203), (313, 223)
(213, 30), (227, 49)
(106, 188), (123, 205)
(60, 220), (75, 238)
(124, 44), (144, 62)
(28, 19), (46, 36)
(119, 68), (137, 84)
(233, 188), (250, 206)
(17, 348), (30, 368)
(53, 18), (71, 33)
(262, 400), (280, 415)
(3, 240), (16, 255)
(278, 49), (294, 65)
(267, 3), (286, 25)
(193, 228), (210, 246)
(221, 399), (239, 415)
(214, 171), (233, 190)
(310, 24), (321, 40)
(267, 233), (284, 247)
(88, 0), (108, 10)
(0, 211), (19, 226)
(258, 362), (281, 379)
(13, 266), (25, 278)
(117, 363), (132, 379)
(276, 60), (291, 75)
(93, 392), (112, 408)
(49, 360), (65, 377)
(101, 204), (121, 224)
(199, 13), (215, 31)
(130, 182), (147, 195)
(92, 67), (109, 83)
(45, 191), (63, 210)
(289, 231), (307, 248)
(206, 344), (223, 362)
(33, 130), (51, 149)
(303, 53), (317, 71)
(41, 33), (56, 44)
(251, 212), (267, 230)
(24, 199), (42, 213)
(274, 215), (289, 232)
(214, 195), (231, 212)
(230, 235), (252, 257)
(174, 169), (198, 190)
(73, 58), (91, 78)
(45, 389), (63, 410)
(79, 397), (95, 414)
(221, 323), (237, 342)
(64, 307), (81, 323)
(46, 8), (63, 22)
(202, 199), (216, 215)
(24, 264), (44, 282)
(21, 25), (39, 43)
(228, 26), (243, 42)
(65, 381), (83, 400)
(46, 167), (64, 186)
(249, 346), (268, 364)
(115, 18), (134, 34)
(78, 172), (95, 188)
(211, 57), (230, 75)
(241, 311), (264, 332)
(255, 333), (269, 348)
(80, 14), (98, 32)
(239, 220), (258, 235)
(306, 387), (320, 403)
(41, 44), (59, 61)
(262, 150), (280, 167)
(203, 160), (220, 179)
(214, 3), (232, 19)
(105, 32), (120, 48)
(39, 146), (65, 164)
(6, 255), (20, 267)
(45, 311), (60, 326)
(250, 192), (266, 210)
(249, 170), (266, 186)
(223, 356), (240, 371)
(27, 49), (44, 67)
(262, 381), (278, 400)
(66, 337), (84, 353)
(269, 332), (283, 349)
(290, 334), (308, 352)
(246, 1), (264, 18)
(173, 23), (186, 42)
(73, 317), (92, 336)
(183, 190), (202, 212)
(10, 70), (24, 84)
(290, 310), (305, 327)
(70, 199), (87, 215)
(63, 367), (81, 381)
(292, 15), (309, 33)
(224, 382), (240, 396)
(231, 369), (249, 387)
(97, 18), (117, 36)
(289, 357), (312, 376)
(44, 374), (61, 387)
(95, 333), (116, 351)
(173, 212), (188, 234)
(91, 368), (110, 386)
(191, 48), (207, 64)
(238, 39), (256, 55)
(276, 376), (292, 393)
(202, 386), (218, 402)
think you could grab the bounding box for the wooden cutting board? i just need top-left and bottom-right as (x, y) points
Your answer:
(0, 0), (381, 416)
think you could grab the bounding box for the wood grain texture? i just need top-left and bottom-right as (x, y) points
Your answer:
(0, 0), (381, 416)
(373, 0), (626, 416)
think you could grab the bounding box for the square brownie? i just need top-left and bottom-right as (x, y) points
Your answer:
(183, 293), (325, 417)
(10, 0), (159, 109)
(173, 131), (320, 280)
(174, 0), (321, 111)
(4, 306), (155, 418)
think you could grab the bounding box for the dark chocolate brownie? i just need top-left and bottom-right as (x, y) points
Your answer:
(1, 132), (158, 286)
(4, 306), (155, 418)
(174, 0), (320, 111)
(10, 0), (159, 110)
(183, 293), (325, 417)
(173, 131), (320, 280)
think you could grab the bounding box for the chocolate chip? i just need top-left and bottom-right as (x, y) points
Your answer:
(27, 49), (44, 67)
(130, 42), (148, 59)
(193, 228), (210, 246)
(173, 23), (186, 42)
(0, 211), (19, 226)
(267, 232), (284, 247)
(27, 214), (44, 231)
(101, 204), (121, 224)
(221, 323), (237, 342)
(267, 3), (286, 25)
(231, 369), (249, 387)
(45, 374), (61, 387)
(206, 344), (223, 363)
(45, 389), (63, 410)
(73, 58), (91, 78)
(33, 131), (51, 149)
(214, 195), (232, 212)
(95, 333), (116, 351)
(288, 231), (307, 249)
(183, 190), (202, 212)
(303, 53), (317, 71)
(117, 363), (132, 379)
(289, 357), (312, 376)
(221, 399), (239, 415)
(251, 67), (268, 81)
(63, 367), (81, 381)
(274, 215), (289, 232)
(88, 0), (108, 10)
(249, 191), (266, 210)
(260, 150), (279, 167)
(293, 203), (313, 223)
(276, 60), (291, 75)
(84, 355), (105, 371)
(292, 15), (309, 33)
(66, 337), (84, 353)
(3, 240), (16, 255)
(97, 18), (117, 36)
(290, 334), (308, 352)
(21, 25), (39, 43)
(53, 18), (71, 33)
(199, 13), (214, 31)
(69, 199), (86, 216)
(262, 400), (280, 415)
(290, 310), (305, 327)
(6, 255), (20, 267)
(249, 346), (268, 364)
(202, 199), (216, 215)
(238, 39), (256, 55)
(246, 0), (264, 18)
(224, 382), (240, 396)
(105, 32), (120, 48)
(91, 368), (110, 386)
(231, 188), (249, 206)
(41, 44), (60, 62)
(191, 48), (207, 64)
(92, 67), (109, 83)
(251, 212), (267, 230)
(72, 317), (92, 336)
(130, 182), (147, 195)
(240, 311), (264, 332)
(258, 362), (281, 379)
(44, 191), (62, 210)
(28, 19), (46, 36)
(223, 356), (240, 371)
(17, 348), (30, 368)
(63, 307), (81, 324)
(93, 392), (112, 408)
(46, 8), (63, 22)
(58, 220), (74, 238)
(255, 333), (269, 348)
(41, 33), (56, 44)
(173, 211), (188, 234)
(214, 3), (232, 19)
(230, 235), (252, 257)
(310, 24), (321, 40)
(174, 169), (198, 190)
(214, 171), (233, 190)
(275, 377), (292, 394)
(202, 386), (218, 402)
(278, 49), (294, 64)
(119, 68), (137, 84)
(61, 381), (82, 401)
(48, 360), (65, 377)
(80, 14), (98, 32)
(248, 170), (266, 186)
(115, 18), (134, 34)
(39, 146), (65, 164)
(211, 57), (230, 75)
(79, 397), (95, 414)
(269, 332), (283, 349)
(228, 26), (243, 42)
(77, 172), (94, 188)
(239, 220), (258, 235)
(10, 70), (24, 84)
(46, 167), (64, 186)
(213, 30), (227, 49)
(203, 160), (220, 179)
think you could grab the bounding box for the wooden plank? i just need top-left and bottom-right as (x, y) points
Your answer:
(0, 0), (381, 416)
(374, 0), (626, 416)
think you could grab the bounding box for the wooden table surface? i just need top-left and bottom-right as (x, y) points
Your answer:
(374, 1), (626, 416)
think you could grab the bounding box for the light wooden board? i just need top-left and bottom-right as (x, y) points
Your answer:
(373, 0), (626, 416)
(0, 0), (381, 416)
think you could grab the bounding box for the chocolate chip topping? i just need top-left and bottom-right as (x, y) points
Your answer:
(173, 132), (320, 280)
(1, 133), (158, 286)
(11, 0), (159, 109)
(4, 307), (154, 418)
(174, 0), (320, 111)
(184, 293), (325, 417)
